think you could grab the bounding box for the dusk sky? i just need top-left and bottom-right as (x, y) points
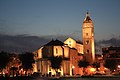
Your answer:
(0, 0), (120, 40)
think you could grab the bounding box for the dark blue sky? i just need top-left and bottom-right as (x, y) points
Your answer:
(0, 0), (120, 40)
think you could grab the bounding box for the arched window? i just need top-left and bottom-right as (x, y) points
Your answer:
(87, 50), (89, 53)
(86, 40), (89, 44)
(56, 48), (58, 54)
(69, 41), (71, 47)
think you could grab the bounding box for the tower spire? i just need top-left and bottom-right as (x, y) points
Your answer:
(86, 11), (90, 17)
(84, 11), (92, 23)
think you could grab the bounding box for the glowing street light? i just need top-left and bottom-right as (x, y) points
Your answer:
(117, 65), (120, 71)
(90, 68), (96, 72)
(72, 66), (75, 69)
(72, 66), (75, 75)
(118, 65), (120, 68)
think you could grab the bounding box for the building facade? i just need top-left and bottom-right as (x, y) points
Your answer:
(33, 39), (83, 76)
(64, 37), (83, 54)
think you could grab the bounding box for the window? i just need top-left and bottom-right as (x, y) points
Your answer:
(86, 40), (89, 44)
(92, 32), (94, 36)
(86, 33), (88, 36)
(56, 48), (58, 54)
(69, 41), (71, 47)
(48, 48), (50, 53)
(49, 67), (51, 71)
(87, 50), (89, 53)
(69, 41), (71, 43)
(37, 53), (38, 57)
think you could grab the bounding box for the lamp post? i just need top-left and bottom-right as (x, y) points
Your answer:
(117, 65), (120, 71)
(72, 66), (75, 76)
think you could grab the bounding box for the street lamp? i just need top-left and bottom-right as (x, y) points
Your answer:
(117, 65), (120, 71)
(72, 66), (75, 76)
(118, 65), (120, 68)
(72, 66), (75, 69)
(90, 68), (96, 75)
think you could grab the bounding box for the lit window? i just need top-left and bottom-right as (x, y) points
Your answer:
(37, 53), (38, 57)
(92, 32), (94, 36)
(69, 41), (71, 43)
(56, 48), (58, 54)
(86, 33), (88, 36)
(86, 40), (89, 44)
(49, 67), (51, 71)
(69, 41), (71, 47)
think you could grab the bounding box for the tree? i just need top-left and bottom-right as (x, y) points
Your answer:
(92, 62), (100, 68)
(78, 60), (89, 75)
(105, 60), (116, 71)
(92, 62), (100, 71)
(10, 67), (18, 77)
(0, 51), (10, 72)
(78, 60), (89, 68)
(49, 56), (62, 74)
(19, 52), (35, 75)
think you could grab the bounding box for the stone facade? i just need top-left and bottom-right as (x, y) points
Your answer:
(33, 39), (83, 76)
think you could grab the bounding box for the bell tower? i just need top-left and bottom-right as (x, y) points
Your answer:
(82, 12), (95, 64)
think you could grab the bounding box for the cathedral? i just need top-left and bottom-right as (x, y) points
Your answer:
(33, 12), (95, 76)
